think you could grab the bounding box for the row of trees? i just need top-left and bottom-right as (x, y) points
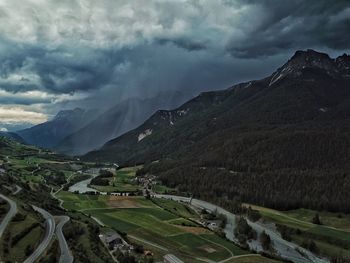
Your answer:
(155, 165), (350, 213)
(234, 217), (272, 251)
(90, 169), (114, 186)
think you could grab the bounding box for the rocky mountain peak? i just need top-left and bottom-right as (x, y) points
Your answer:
(335, 53), (350, 76)
(269, 49), (349, 86)
(285, 49), (334, 73)
(54, 108), (85, 120)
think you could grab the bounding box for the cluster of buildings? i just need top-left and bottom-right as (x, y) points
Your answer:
(198, 219), (220, 230)
(99, 231), (186, 263)
(99, 230), (131, 254)
(134, 174), (157, 197)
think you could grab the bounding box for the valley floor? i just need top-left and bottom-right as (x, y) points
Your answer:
(0, 139), (347, 263)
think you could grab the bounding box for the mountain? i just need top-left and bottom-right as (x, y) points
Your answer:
(55, 91), (189, 155)
(84, 50), (350, 213)
(17, 108), (99, 149)
(0, 131), (25, 144)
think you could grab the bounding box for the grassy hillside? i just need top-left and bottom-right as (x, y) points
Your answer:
(246, 204), (350, 261)
(0, 137), (113, 262)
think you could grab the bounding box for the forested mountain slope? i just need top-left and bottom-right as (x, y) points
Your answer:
(84, 50), (350, 212)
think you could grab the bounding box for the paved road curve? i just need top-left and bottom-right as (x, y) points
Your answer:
(0, 194), (17, 238)
(55, 216), (74, 263)
(12, 185), (22, 195)
(24, 206), (55, 263)
(155, 194), (329, 263)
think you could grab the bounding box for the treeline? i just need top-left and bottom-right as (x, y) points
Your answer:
(138, 160), (350, 213)
(132, 119), (350, 214)
(90, 169), (114, 186)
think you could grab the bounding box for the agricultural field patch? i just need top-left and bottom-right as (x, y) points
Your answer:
(245, 204), (350, 261)
(106, 196), (153, 208)
(284, 208), (350, 232)
(152, 198), (198, 219)
(56, 191), (108, 211)
(91, 166), (141, 192)
(225, 255), (282, 263)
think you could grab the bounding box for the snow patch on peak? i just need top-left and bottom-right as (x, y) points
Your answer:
(138, 129), (152, 142)
(244, 82), (252, 89)
(269, 72), (285, 86)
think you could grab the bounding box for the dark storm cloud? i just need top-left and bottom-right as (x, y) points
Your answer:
(0, 0), (349, 129)
(226, 0), (350, 58)
(0, 41), (128, 95)
(157, 38), (207, 51)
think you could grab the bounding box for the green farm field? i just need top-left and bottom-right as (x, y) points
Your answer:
(245, 204), (350, 260)
(245, 204), (350, 242)
(91, 166), (141, 192)
(224, 255), (282, 263)
(65, 193), (248, 262)
(56, 191), (109, 211)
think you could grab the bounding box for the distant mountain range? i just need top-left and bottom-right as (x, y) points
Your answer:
(16, 91), (190, 155)
(0, 131), (25, 144)
(17, 108), (99, 149)
(55, 91), (189, 155)
(84, 50), (350, 213)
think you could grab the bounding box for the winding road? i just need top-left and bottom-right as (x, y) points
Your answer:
(12, 185), (22, 195)
(24, 206), (55, 263)
(0, 194), (17, 238)
(55, 215), (74, 263)
(155, 194), (329, 263)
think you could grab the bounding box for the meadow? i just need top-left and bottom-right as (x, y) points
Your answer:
(224, 255), (282, 263)
(90, 166), (141, 192)
(59, 191), (248, 262)
(56, 191), (109, 211)
(245, 204), (350, 260)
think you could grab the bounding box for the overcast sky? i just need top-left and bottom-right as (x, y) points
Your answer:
(0, 0), (349, 131)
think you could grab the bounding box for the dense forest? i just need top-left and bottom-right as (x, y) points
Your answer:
(135, 120), (350, 213)
(86, 50), (350, 213)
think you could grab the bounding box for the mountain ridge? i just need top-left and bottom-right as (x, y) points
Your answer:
(0, 131), (26, 144)
(83, 49), (350, 213)
(86, 49), (350, 163)
(17, 108), (99, 149)
(55, 90), (190, 155)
